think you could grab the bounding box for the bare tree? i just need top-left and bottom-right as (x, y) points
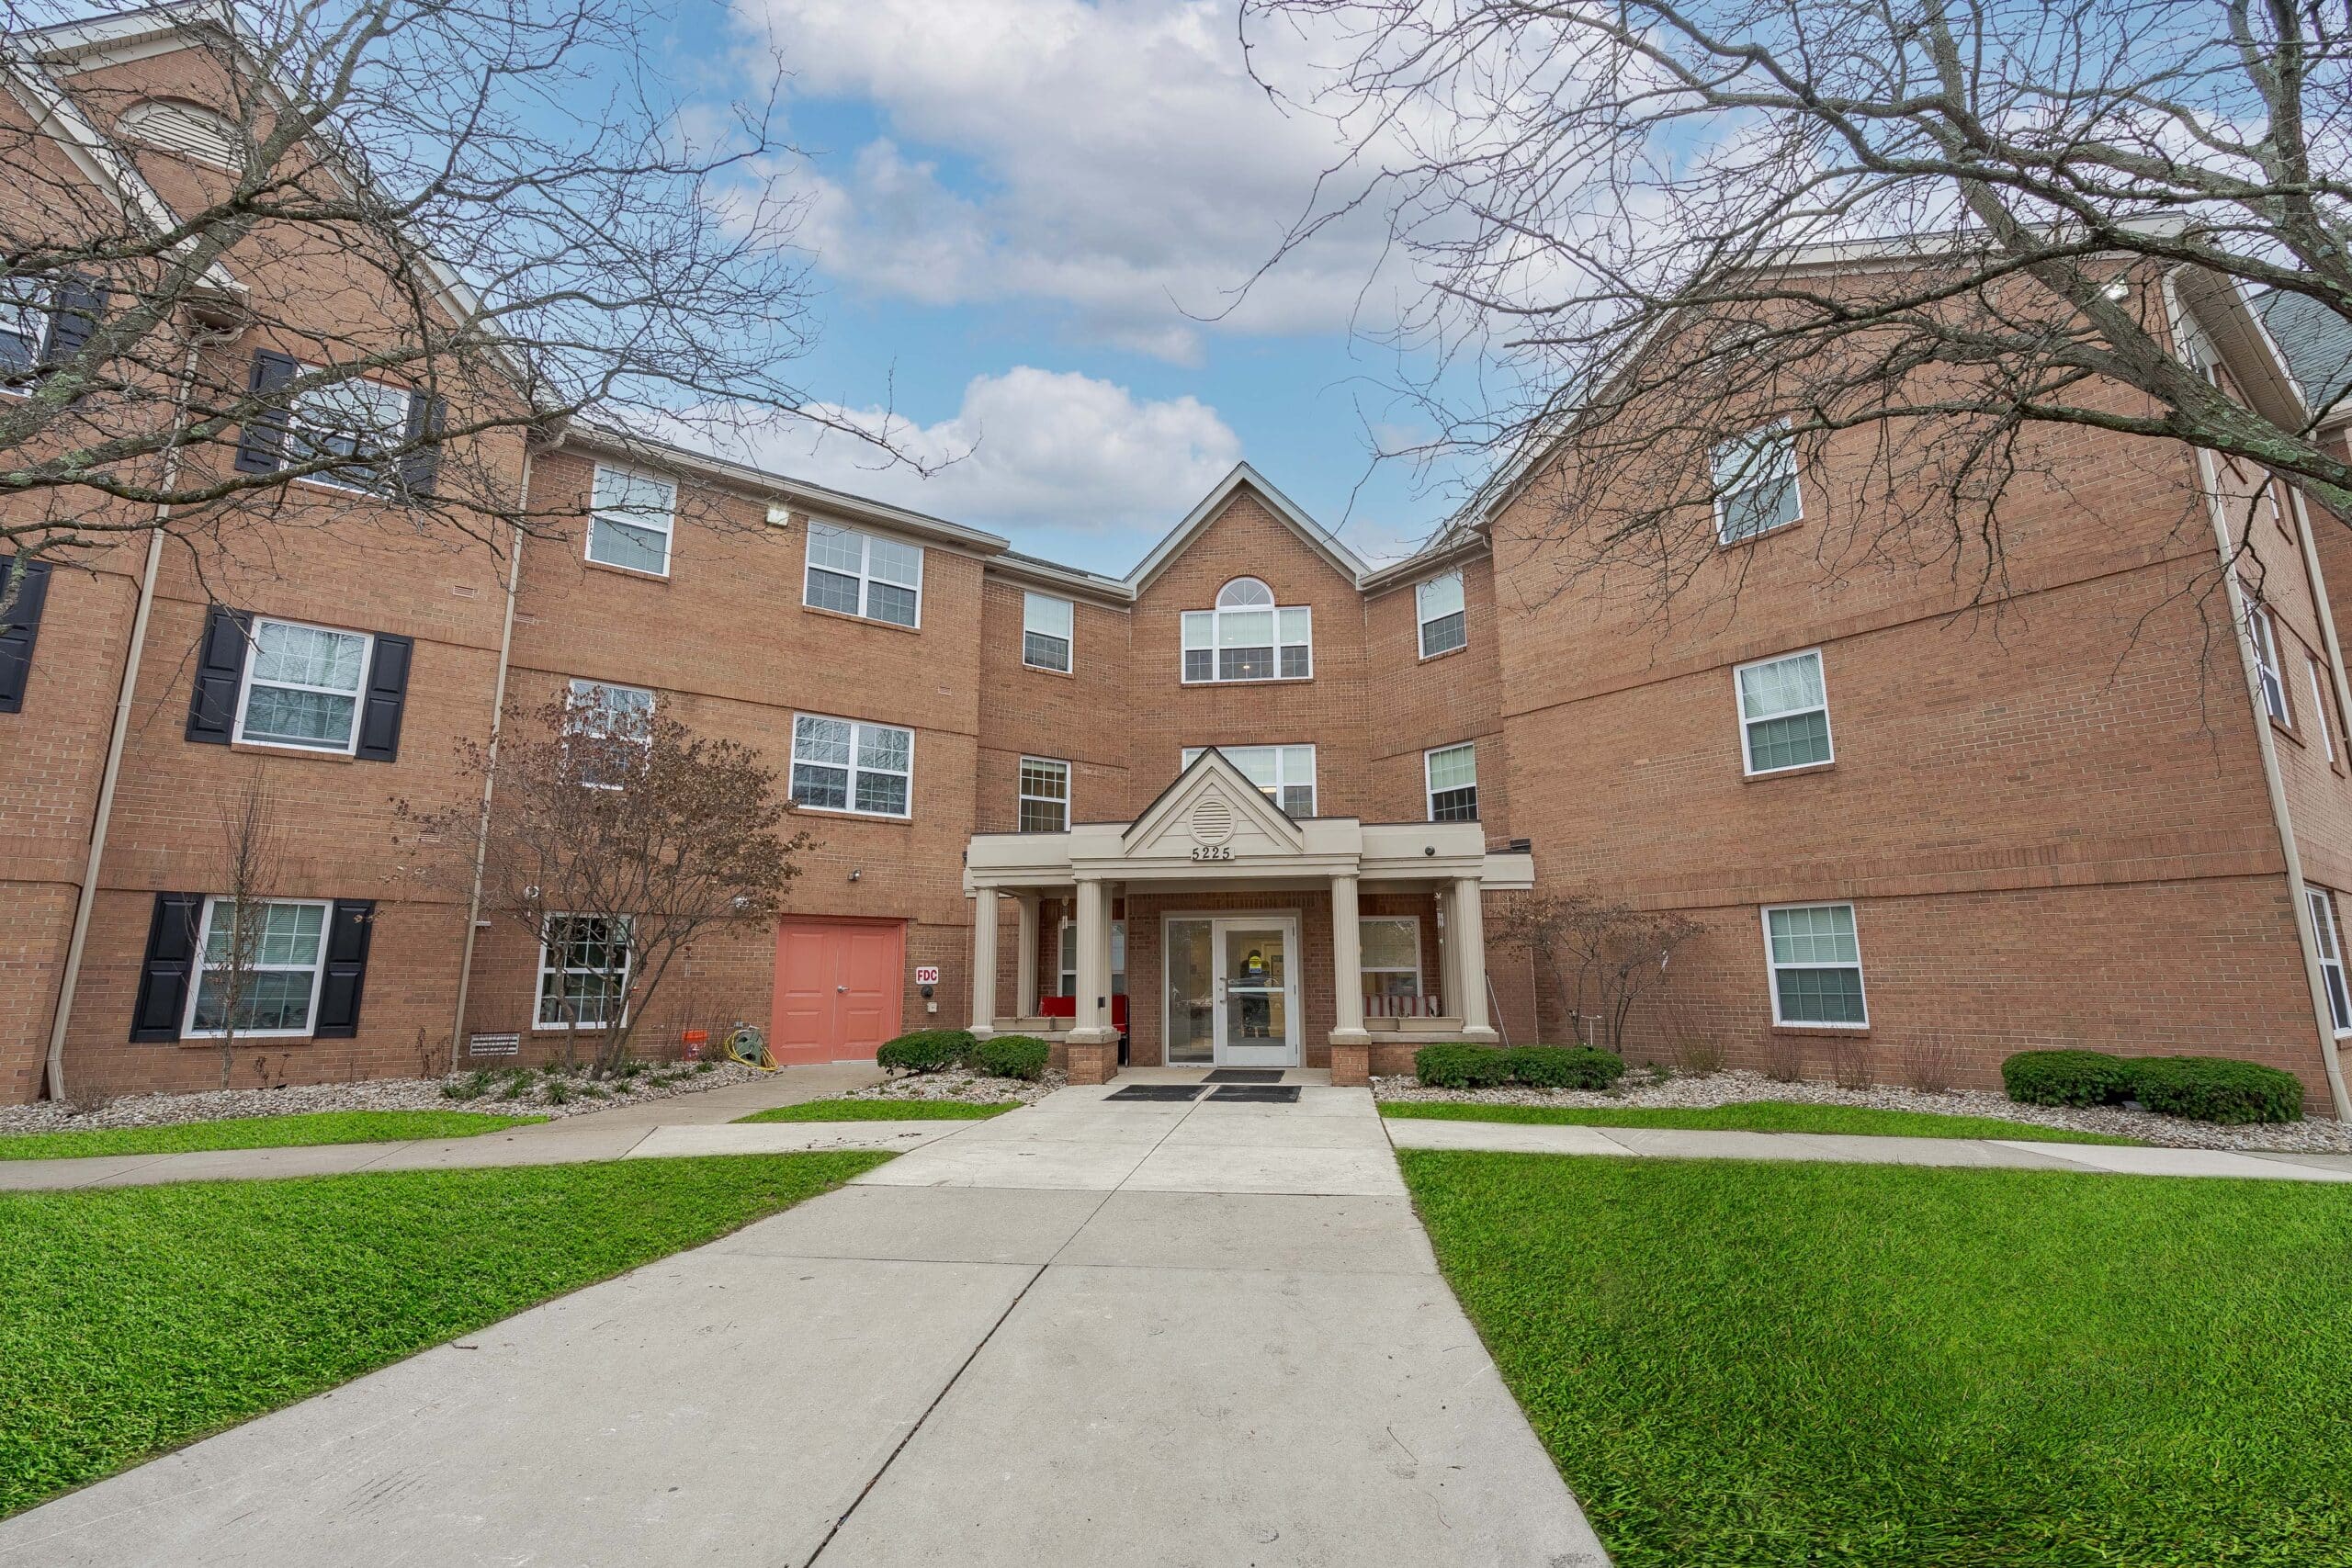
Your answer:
(0, 0), (898, 602)
(202, 761), (286, 1089)
(1243, 1), (2352, 612)
(1494, 890), (1701, 1053)
(396, 694), (809, 1076)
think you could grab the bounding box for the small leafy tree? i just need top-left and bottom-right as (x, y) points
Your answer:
(1494, 891), (1702, 1055)
(398, 694), (809, 1076)
(203, 763), (287, 1089)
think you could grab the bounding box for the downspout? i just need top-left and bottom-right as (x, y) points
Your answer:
(445, 448), (531, 1066)
(42, 333), (210, 1100)
(2165, 276), (2352, 1120)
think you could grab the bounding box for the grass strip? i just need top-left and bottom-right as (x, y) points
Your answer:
(1381, 1097), (2139, 1144)
(0, 1111), (547, 1162)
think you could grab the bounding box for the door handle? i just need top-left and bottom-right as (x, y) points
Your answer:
(836, 984), (848, 993)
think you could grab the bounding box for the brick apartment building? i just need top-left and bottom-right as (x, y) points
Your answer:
(7, 9), (2352, 1113)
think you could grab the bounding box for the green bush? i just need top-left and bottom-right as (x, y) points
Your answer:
(2129, 1056), (2304, 1125)
(2002, 1049), (2137, 1108)
(976, 1035), (1051, 1081)
(1504, 1045), (1626, 1091)
(875, 1029), (978, 1075)
(1414, 1043), (1513, 1089)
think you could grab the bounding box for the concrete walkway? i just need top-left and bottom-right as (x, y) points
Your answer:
(0, 1082), (1610, 1567)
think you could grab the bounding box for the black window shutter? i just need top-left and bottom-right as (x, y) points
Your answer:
(313, 900), (376, 1037)
(42, 276), (107, 365)
(130, 892), (203, 1042)
(0, 557), (51, 713)
(186, 604), (252, 744)
(234, 351), (300, 473)
(396, 392), (444, 497)
(355, 633), (413, 761)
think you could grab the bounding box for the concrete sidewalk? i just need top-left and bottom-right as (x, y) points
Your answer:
(0, 1082), (1609, 1568)
(1381, 1114), (2352, 1181)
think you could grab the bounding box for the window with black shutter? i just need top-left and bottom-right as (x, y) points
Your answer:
(130, 893), (204, 1042)
(185, 604), (251, 744)
(233, 350), (300, 473)
(313, 900), (376, 1037)
(355, 635), (413, 761)
(0, 557), (51, 713)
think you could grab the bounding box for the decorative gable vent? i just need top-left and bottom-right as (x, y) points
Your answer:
(118, 99), (243, 170)
(1189, 796), (1235, 846)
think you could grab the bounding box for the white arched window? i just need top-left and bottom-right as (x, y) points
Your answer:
(1182, 578), (1312, 682)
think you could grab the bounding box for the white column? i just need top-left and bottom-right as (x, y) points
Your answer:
(1330, 874), (1369, 1044)
(1453, 875), (1497, 1043)
(1071, 877), (1114, 1043)
(968, 886), (999, 1038)
(1014, 894), (1041, 1017)
(1436, 883), (1461, 1023)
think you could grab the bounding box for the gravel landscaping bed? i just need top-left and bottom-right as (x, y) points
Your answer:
(0, 1061), (765, 1137)
(843, 1067), (1064, 1107)
(1372, 1068), (2352, 1153)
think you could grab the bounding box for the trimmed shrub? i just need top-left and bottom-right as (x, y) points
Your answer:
(2002, 1049), (2136, 1108)
(2129, 1055), (2304, 1125)
(1414, 1043), (1513, 1089)
(976, 1034), (1051, 1081)
(1504, 1045), (1626, 1091)
(876, 1029), (978, 1075)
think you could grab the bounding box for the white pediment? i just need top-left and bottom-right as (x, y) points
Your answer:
(1122, 749), (1306, 861)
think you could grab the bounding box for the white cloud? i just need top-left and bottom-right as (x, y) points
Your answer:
(733, 366), (1243, 534)
(742, 0), (1407, 361)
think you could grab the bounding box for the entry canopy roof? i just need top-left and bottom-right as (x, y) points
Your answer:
(965, 748), (1537, 894)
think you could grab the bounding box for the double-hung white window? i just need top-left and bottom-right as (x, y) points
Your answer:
(1425, 742), (1478, 821)
(1417, 571), (1466, 657)
(0, 276), (57, 378)
(1712, 423), (1802, 544)
(2245, 594), (2291, 727)
(537, 913), (632, 1029)
(1359, 917), (1422, 1003)
(1182, 743), (1316, 816)
(287, 373), (414, 492)
(183, 897), (331, 1037)
(1057, 919), (1126, 997)
(567, 678), (654, 787)
(1023, 592), (1073, 671)
(1182, 578), (1311, 682)
(1019, 756), (1069, 832)
(806, 522), (922, 627)
(587, 465), (677, 576)
(1736, 649), (1833, 774)
(1762, 903), (1868, 1027)
(791, 713), (913, 817)
(234, 616), (372, 753)
(2310, 887), (2352, 1034)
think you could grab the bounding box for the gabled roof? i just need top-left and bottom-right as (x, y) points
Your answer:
(1120, 747), (1306, 856)
(1125, 462), (1369, 595)
(2257, 289), (2352, 423)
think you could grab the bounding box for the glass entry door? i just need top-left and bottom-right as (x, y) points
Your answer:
(1164, 916), (1301, 1066)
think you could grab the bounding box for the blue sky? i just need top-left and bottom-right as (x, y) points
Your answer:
(666, 0), (1467, 575)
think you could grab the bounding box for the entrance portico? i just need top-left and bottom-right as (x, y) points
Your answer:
(964, 750), (1536, 1084)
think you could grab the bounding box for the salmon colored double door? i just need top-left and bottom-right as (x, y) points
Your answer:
(772, 919), (904, 1064)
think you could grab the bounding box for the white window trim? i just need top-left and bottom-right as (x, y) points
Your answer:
(1424, 742), (1478, 822)
(1417, 571), (1467, 659)
(2245, 595), (2291, 728)
(2310, 887), (2352, 1035)
(1181, 581), (1313, 683)
(286, 368), (418, 496)
(534, 912), (633, 1032)
(1022, 592), (1074, 671)
(566, 678), (655, 789)
(1057, 918), (1126, 996)
(2310, 657), (2338, 763)
(0, 276), (57, 395)
(179, 896), (333, 1040)
(1182, 744), (1317, 815)
(789, 712), (916, 819)
(1734, 648), (1835, 776)
(803, 521), (926, 628)
(1711, 421), (1803, 545)
(1018, 754), (1070, 833)
(1358, 915), (1423, 997)
(585, 463), (677, 577)
(231, 615), (374, 755)
(1759, 901), (1870, 1030)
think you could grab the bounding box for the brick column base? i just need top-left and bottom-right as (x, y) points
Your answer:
(1066, 1042), (1119, 1085)
(1329, 1043), (1371, 1088)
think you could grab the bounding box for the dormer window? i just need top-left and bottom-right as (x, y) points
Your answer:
(1182, 577), (1312, 682)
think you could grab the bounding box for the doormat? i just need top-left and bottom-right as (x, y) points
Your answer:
(1105, 1084), (1206, 1101)
(1204, 1069), (1284, 1083)
(1207, 1085), (1302, 1103)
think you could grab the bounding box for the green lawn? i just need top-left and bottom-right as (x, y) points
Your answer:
(0, 1110), (547, 1162)
(1401, 1151), (2352, 1567)
(736, 1098), (1014, 1122)
(1381, 1098), (2139, 1144)
(0, 1152), (886, 1517)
